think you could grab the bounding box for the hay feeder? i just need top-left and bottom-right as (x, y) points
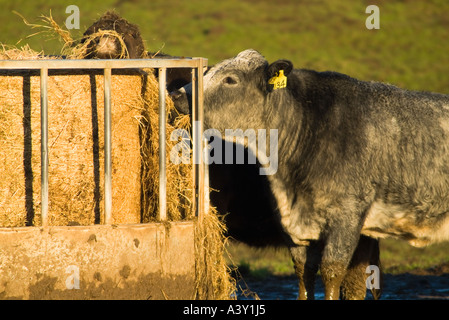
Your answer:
(0, 55), (232, 299)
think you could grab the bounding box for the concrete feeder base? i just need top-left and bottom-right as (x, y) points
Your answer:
(0, 221), (196, 299)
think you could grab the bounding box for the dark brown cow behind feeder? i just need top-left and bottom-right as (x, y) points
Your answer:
(81, 11), (145, 59)
(81, 13), (192, 94)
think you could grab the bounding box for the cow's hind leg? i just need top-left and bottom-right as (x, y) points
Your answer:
(290, 241), (323, 300)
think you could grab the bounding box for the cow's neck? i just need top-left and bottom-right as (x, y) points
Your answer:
(272, 98), (315, 175)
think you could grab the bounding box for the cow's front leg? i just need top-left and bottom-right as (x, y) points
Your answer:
(290, 241), (322, 300)
(320, 219), (363, 300)
(320, 262), (347, 300)
(340, 235), (382, 300)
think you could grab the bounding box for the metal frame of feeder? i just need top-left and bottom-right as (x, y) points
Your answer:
(0, 58), (208, 226)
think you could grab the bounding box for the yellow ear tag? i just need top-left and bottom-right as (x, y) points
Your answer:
(268, 70), (287, 90)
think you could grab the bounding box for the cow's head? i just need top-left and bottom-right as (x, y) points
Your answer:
(81, 11), (145, 59)
(170, 49), (293, 131)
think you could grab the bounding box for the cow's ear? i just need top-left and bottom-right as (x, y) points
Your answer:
(266, 60), (293, 91)
(267, 60), (293, 78)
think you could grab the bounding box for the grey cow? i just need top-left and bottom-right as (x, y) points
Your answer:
(171, 49), (449, 299)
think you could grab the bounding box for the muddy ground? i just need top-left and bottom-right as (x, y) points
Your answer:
(236, 263), (449, 300)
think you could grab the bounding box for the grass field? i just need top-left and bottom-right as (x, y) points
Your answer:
(2, 0), (449, 92)
(1, 0), (449, 276)
(226, 238), (449, 278)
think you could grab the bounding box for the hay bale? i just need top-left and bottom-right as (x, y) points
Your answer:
(0, 46), (192, 226)
(0, 49), (138, 225)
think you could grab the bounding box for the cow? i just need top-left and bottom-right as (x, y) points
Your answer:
(81, 11), (145, 59)
(80, 13), (193, 102)
(170, 49), (449, 299)
(166, 59), (382, 300)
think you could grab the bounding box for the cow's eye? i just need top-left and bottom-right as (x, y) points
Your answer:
(223, 76), (238, 85)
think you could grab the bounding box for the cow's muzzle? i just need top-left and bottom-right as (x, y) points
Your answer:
(170, 87), (191, 115)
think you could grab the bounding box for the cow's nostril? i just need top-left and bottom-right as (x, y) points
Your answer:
(169, 90), (182, 100)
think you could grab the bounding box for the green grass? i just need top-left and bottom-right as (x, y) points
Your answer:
(226, 239), (449, 278)
(1, 0), (449, 276)
(2, 0), (449, 92)
(226, 242), (294, 278)
(380, 239), (449, 274)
